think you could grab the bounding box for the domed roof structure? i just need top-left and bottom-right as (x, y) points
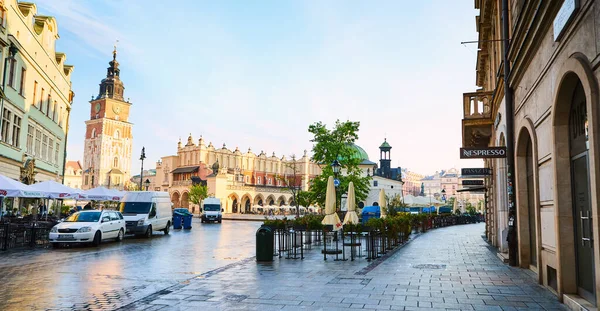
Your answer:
(348, 144), (369, 161)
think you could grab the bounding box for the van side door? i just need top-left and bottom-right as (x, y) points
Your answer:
(148, 203), (158, 230)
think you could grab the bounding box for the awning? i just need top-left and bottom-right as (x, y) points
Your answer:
(107, 168), (124, 175)
(171, 166), (199, 174)
(457, 187), (486, 193)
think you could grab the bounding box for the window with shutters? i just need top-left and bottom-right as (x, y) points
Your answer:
(42, 134), (48, 160)
(11, 114), (20, 147)
(34, 129), (41, 156)
(26, 125), (33, 153)
(48, 138), (54, 164)
(19, 67), (26, 95)
(1, 108), (10, 143)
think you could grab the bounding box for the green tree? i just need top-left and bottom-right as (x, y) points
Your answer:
(189, 184), (210, 208)
(297, 190), (317, 212)
(307, 120), (371, 209)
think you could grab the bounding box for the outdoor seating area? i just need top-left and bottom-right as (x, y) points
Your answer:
(0, 174), (126, 250)
(248, 205), (320, 216)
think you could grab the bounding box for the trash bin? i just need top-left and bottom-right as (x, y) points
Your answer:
(173, 212), (183, 229)
(183, 214), (193, 229)
(256, 225), (274, 262)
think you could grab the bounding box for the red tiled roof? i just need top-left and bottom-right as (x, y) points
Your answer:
(66, 160), (82, 171)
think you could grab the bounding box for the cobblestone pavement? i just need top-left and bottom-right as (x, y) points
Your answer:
(0, 219), (262, 311)
(122, 223), (566, 311)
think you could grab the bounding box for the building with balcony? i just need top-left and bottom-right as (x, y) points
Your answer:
(0, 1), (74, 184)
(462, 0), (600, 307)
(63, 160), (82, 189)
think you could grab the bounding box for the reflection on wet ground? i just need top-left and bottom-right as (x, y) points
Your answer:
(0, 219), (261, 311)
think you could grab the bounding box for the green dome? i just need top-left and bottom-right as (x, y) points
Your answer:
(348, 144), (369, 161)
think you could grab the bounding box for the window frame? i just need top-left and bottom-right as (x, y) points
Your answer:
(18, 66), (26, 96)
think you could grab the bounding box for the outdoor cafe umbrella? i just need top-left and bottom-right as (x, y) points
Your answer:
(342, 181), (359, 225)
(379, 189), (387, 219)
(82, 186), (123, 201)
(27, 180), (78, 199)
(321, 176), (342, 230)
(0, 174), (29, 197)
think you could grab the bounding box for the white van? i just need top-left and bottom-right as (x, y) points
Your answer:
(201, 197), (223, 223)
(120, 191), (173, 237)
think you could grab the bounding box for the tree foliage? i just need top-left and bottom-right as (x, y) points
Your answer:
(307, 120), (371, 208)
(189, 184), (210, 206)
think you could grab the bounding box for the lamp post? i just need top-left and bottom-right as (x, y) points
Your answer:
(331, 160), (341, 212)
(441, 189), (446, 203)
(139, 147), (146, 191)
(0, 43), (18, 138)
(144, 179), (150, 191)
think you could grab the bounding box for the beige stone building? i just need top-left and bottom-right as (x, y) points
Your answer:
(154, 134), (321, 213)
(462, 0), (600, 307)
(401, 169), (424, 196)
(0, 0), (74, 184)
(63, 160), (82, 189)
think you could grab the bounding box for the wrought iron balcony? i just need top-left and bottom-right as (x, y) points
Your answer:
(462, 91), (494, 148)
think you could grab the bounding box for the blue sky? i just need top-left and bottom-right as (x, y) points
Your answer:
(35, 0), (482, 176)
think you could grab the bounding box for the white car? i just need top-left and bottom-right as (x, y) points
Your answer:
(49, 210), (126, 247)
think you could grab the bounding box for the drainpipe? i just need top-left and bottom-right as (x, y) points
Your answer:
(502, 0), (518, 267)
(61, 90), (73, 184)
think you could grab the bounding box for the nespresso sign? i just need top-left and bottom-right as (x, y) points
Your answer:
(462, 180), (484, 186)
(462, 168), (491, 176)
(460, 147), (507, 159)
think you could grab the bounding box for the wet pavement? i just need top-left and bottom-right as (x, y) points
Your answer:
(0, 219), (262, 311)
(122, 223), (567, 311)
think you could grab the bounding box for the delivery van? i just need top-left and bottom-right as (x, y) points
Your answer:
(201, 197), (223, 223)
(120, 191), (173, 237)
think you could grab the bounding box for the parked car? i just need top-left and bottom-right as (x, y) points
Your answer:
(120, 191), (172, 237)
(49, 210), (126, 247)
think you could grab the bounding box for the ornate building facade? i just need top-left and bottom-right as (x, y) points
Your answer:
(81, 48), (132, 190)
(461, 0), (600, 307)
(0, 1), (74, 184)
(154, 134), (321, 213)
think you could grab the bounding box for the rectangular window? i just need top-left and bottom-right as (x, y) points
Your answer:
(19, 67), (26, 95)
(58, 106), (63, 127)
(84, 175), (88, 186)
(8, 58), (15, 88)
(39, 88), (45, 112)
(11, 114), (20, 147)
(32, 81), (37, 107)
(46, 95), (51, 117)
(48, 138), (54, 164)
(257, 177), (261, 184)
(1, 108), (11, 143)
(26, 125), (33, 153)
(42, 134), (48, 161)
(0, 7), (6, 27)
(34, 129), (41, 157)
(55, 142), (59, 164)
(52, 101), (57, 122)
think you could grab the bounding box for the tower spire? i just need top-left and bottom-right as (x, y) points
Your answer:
(96, 44), (125, 101)
(113, 40), (119, 61)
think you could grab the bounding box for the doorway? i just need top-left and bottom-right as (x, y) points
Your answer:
(569, 80), (595, 303)
(525, 136), (537, 268)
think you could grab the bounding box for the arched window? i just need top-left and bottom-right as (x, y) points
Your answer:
(91, 128), (96, 138)
(114, 129), (120, 139)
(113, 157), (118, 167)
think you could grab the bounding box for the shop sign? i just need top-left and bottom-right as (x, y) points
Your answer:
(462, 180), (484, 186)
(460, 147), (507, 159)
(461, 168), (491, 176)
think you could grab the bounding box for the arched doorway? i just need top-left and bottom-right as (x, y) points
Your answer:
(171, 192), (180, 209)
(553, 60), (599, 304)
(278, 196), (286, 206)
(232, 198), (238, 213)
(241, 194), (252, 214)
(181, 192), (190, 209)
(254, 194), (264, 208)
(569, 80), (594, 301)
(266, 195), (275, 206)
(516, 126), (538, 270)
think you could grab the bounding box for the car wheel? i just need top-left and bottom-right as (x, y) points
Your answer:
(218, 220), (222, 223)
(93, 231), (102, 246)
(145, 226), (152, 238)
(163, 222), (170, 235)
(116, 229), (124, 242)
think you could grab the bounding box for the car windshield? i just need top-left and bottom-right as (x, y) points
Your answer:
(204, 204), (220, 211)
(120, 202), (152, 214)
(65, 212), (101, 222)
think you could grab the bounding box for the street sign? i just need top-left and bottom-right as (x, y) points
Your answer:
(462, 180), (484, 186)
(334, 178), (340, 187)
(461, 168), (491, 176)
(460, 147), (507, 159)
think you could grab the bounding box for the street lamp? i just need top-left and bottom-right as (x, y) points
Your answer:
(139, 147), (146, 190)
(331, 160), (341, 212)
(144, 179), (150, 191)
(441, 189), (446, 203)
